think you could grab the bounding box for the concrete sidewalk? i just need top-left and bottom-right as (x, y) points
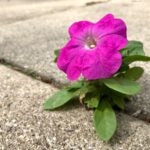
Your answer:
(0, 0), (150, 119)
(0, 0), (150, 149)
(0, 0), (103, 26)
(0, 65), (150, 150)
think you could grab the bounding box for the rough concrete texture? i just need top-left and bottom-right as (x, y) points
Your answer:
(0, 1), (75, 26)
(0, 1), (150, 84)
(125, 62), (150, 121)
(0, 0), (150, 118)
(0, 65), (150, 150)
(0, 0), (109, 26)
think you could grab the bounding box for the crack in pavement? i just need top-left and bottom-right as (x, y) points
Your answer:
(1, 59), (150, 124)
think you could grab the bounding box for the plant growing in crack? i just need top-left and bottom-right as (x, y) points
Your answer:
(44, 14), (150, 141)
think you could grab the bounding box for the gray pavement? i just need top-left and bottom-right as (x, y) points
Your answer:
(0, 65), (150, 150)
(1, 0), (150, 84)
(0, 0), (150, 149)
(0, 0), (150, 119)
(0, 0), (105, 26)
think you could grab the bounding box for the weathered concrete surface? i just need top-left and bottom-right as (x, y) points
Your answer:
(0, 65), (150, 150)
(125, 62), (150, 122)
(0, 1), (150, 84)
(0, 1), (150, 119)
(0, 0), (108, 26)
(0, 1), (74, 26)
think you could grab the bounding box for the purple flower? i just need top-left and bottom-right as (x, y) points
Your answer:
(57, 14), (128, 80)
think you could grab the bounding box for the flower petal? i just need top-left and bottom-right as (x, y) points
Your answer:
(93, 14), (127, 38)
(82, 35), (126, 80)
(57, 38), (83, 72)
(99, 51), (122, 76)
(66, 55), (83, 80)
(98, 34), (128, 51)
(82, 51), (102, 80)
(69, 21), (94, 40)
(82, 50), (122, 80)
(58, 14), (128, 81)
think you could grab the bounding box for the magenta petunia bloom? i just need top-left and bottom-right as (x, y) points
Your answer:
(57, 14), (128, 80)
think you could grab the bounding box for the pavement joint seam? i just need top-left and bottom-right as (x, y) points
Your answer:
(0, 58), (63, 88)
(1, 59), (150, 124)
(0, 6), (74, 27)
(0, 1), (100, 27)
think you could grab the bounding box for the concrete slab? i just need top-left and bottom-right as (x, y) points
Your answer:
(125, 62), (150, 122)
(0, 1), (150, 118)
(0, 65), (150, 150)
(0, 0), (107, 26)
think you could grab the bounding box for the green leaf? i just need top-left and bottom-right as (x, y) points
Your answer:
(121, 41), (145, 57)
(54, 49), (60, 63)
(54, 49), (60, 56)
(54, 57), (57, 63)
(87, 97), (99, 108)
(103, 78), (141, 95)
(79, 84), (97, 95)
(67, 81), (83, 91)
(94, 100), (117, 141)
(112, 96), (125, 110)
(84, 93), (99, 108)
(118, 63), (129, 73)
(123, 55), (150, 64)
(124, 67), (144, 81)
(44, 89), (77, 110)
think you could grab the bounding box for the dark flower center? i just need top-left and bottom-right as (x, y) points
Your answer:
(86, 36), (97, 49)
